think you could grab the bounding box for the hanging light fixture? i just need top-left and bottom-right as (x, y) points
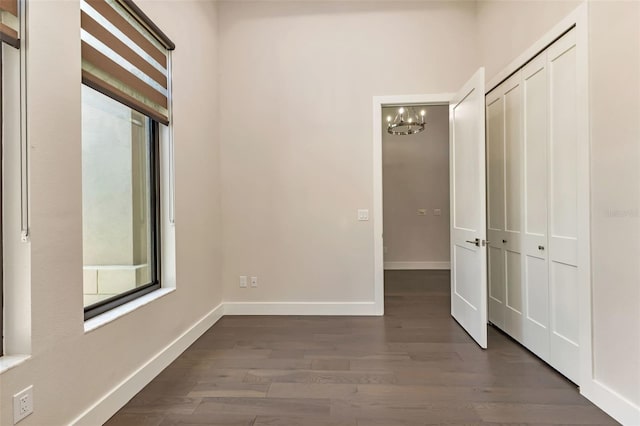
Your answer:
(386, 107), (426, 135)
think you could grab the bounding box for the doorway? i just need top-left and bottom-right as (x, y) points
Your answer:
(381, 104), (450, 273)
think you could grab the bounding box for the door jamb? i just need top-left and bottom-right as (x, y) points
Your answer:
(372, 94), (453, 316)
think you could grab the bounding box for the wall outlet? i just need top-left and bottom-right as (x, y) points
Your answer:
(433, 208), (442, 216)
(357, 209), (369, 221)
(250, 276), (258, 288)
(417, 209), (427, 216)
(239, 276), (248, 288)
(13, 386), (33, 424)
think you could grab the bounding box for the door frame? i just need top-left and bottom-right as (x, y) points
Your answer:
(371, 93), (453, 315)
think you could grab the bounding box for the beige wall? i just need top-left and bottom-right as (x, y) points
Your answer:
(0, 1), (223, 424)
(219, 1), (478, 302)
(477, 0), (640, 411)
(382, 105), (450, 265)
(588, 0), (640, 409)
(476, 0), (580, 80)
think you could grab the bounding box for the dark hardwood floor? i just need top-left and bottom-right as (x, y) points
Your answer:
(105, 270), (617, 425)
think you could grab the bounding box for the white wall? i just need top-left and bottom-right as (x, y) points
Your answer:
(477, 0), (640, 420)
(0, 1), (223, 424)
(218, 1), (478, 303)
(382, 105), (450, 266)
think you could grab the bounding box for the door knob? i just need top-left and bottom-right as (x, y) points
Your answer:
(502, 239), (507, 243)
(538, 245), (545, 250)
(465, 238), (480, 247)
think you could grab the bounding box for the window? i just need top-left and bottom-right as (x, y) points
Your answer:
(82, 85), (161, 320)
(80, 0), (174, 320)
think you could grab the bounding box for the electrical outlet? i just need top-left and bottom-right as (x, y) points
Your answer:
(13, 386), (33, 424)
(239, 276), (248, 288)
(250, 276), (258, 288)
(433, 208), (442, 216)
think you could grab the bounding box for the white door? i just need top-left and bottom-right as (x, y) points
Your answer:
(522, 53), (551, 362)
(450, 68), (488, 349)
(547, 30), (580, 383)
(486, 73), (525, 343)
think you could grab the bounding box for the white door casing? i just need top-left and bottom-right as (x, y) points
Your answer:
(450, 68), (488, 349)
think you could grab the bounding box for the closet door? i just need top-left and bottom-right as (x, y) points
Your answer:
(502, 74), (524, 343)
(522, 54), (550, 362)
(486, 73), (524, 342)
(547, 30), (580, 384)
(486, 91), (506, 330)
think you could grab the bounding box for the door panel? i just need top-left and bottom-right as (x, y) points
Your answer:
(485, 73), (523, 340)
(522, 53), (550, 362)
(450, 68), (487, 349)
(504, 84), (522, 234)
(488, 245), (505, 328)
(548, 30), (579, 383)
(505, 249), (523, 341)
(486, 96), (505, 233)
(524, 62), (548, 237)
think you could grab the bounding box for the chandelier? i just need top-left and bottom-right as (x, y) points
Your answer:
(386, 107), (426, 136)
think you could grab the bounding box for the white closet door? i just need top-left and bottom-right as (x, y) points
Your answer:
(486, 73), (524, 342)
(522, 53), (550, 362)
(547, 30), (580, 383)
(502, 74), (524, 343)
(486, 91), (506, 330)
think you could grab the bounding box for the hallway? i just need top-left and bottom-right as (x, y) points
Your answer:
(105, 270), (616, 425)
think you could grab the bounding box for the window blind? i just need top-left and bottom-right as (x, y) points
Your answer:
(81, 0), (175, 125)
(0, 0), (19, 48)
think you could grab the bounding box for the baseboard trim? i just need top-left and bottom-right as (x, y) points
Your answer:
(384, 261), (450, 270)
(581, 378), (640, 425)
(224, 301), (380, 316)
(71, 303), (225, 426)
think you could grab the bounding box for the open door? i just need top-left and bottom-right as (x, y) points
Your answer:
(449, 68), (488, 348)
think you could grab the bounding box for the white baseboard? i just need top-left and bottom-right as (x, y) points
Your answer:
(384, 261), (450, 270)
(71, 303), (225, 426)
(581, 379), (640, 425)
(224, 301), (379, 316)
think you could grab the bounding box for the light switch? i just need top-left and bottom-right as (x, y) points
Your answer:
(358, 209), (369, 221)
(417, 209), (427, 216)
(433, 209), (442, 216)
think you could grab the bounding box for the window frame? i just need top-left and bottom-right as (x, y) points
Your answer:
(82, 114), (162, 321)
(1, 43), (5, 356)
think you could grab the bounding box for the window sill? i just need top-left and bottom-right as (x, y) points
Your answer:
(0, 354), (31, 375)
(84, 287), (175, 333)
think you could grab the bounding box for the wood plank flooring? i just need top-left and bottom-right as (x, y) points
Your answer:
(105, 270), (617, 425)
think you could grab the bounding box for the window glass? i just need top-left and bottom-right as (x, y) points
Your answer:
(82, 85), (158, 311)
